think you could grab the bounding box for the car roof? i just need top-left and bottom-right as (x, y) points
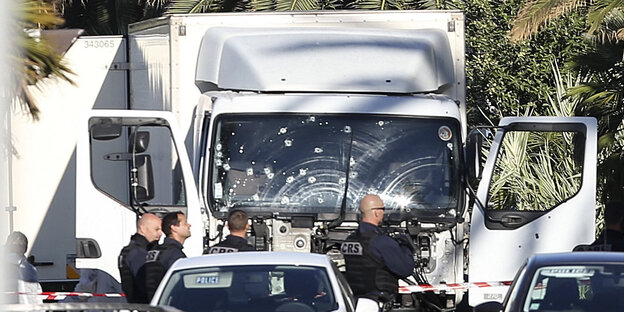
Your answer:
(169, 251), (333, 271)
(529, 252), (624, 267)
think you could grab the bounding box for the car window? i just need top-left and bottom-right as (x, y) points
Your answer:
(157, 265), (337, 312)
(523, 264), (624, 312)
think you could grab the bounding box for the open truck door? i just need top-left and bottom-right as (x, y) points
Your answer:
(75, 110), (203, 281)
(468, 117), (597, 306)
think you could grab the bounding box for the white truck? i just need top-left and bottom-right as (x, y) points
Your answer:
(8, 10), (597, 310)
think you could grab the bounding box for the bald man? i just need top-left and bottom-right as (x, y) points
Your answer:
(118, 213), (162, 303)
(341, 194), (414, 309)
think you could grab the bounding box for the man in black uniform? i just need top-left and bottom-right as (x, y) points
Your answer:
(204, 209), (255, 253)
(577, 201), (624, 251)
(143, 211), (191, 301)
(341, 194), (415, 310)
(118, 213), (162, 303)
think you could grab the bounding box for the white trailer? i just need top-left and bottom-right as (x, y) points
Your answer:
(3, 34), (127, 290)
(6, 10), (597, 310)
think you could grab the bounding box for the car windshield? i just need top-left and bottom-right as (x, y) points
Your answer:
(523, 264), (624, 312)
(157, 265), (337, 312)
(209, 114), (461, 222)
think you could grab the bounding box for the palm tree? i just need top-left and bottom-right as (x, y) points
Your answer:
(509, 0), (621, 42)
(567, 12), (624, 202)
(54, 0), (165, 35)
(13, 0), (73, 119)
(164, 0), (432, 14)
(485, 62), (588, 211)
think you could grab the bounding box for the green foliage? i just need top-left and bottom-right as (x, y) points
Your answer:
(438, 0), (589, 126)
(568, 11), (624, 202)
(489, 130), (582, 211)
(485, 63), (585, 211)
(165, 0), (430, 14)
(58, 0), (161, 35)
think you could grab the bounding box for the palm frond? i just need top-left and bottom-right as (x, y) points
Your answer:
(275, 0), (320, 11)
(166, 0), (215, 13)
(486, 63), (586, 211)
(592, 9), (624, 42)
(510, 0), (586, 42)
(12, 0), (74, 119)
(587, 0), (624, 34)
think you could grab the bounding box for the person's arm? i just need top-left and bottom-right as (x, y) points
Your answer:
(372, 236), (415, 278)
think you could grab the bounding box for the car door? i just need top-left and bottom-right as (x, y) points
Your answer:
(468, 117), (597, 306)
(75, 110), (203, 281)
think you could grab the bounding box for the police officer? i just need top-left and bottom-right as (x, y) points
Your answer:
(142, 211), (191, 301)
(6, 231), (42, 304)
(204, 209), (255, 254)
(579, 201), (624, 251)
(341, 194), (415, 310)
(118, 213), (161, 303)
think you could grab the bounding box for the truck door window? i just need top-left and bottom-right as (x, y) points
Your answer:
(487, 130), (583, 212)
(89, 117), (186, 210)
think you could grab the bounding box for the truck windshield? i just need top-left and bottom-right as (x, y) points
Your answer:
(210, 114), (461, 221)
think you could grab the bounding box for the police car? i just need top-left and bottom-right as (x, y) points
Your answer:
(474, 252), (624, 312)
(150, 252), (376, 312)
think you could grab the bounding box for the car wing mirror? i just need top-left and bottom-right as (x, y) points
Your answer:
(355, 297), (380, 312)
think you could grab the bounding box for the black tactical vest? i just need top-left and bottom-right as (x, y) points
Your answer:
(341, 229), (398, 300)
(204, 235), (255, 254)
(141, 243), (178, 302)
(118, 235), (150, 303)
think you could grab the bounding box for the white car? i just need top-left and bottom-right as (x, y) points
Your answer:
(150, 251), (376, 312)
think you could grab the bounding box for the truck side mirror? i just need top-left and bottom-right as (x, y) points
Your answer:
(91, 118), (122, 140)
(466, 128), (485, 180)
(129, 131), (150, 153)
(473, 301), (503, 312)
(133, 155), (154, 202)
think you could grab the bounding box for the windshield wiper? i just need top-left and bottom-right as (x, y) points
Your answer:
(328, 129), (354, 229)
